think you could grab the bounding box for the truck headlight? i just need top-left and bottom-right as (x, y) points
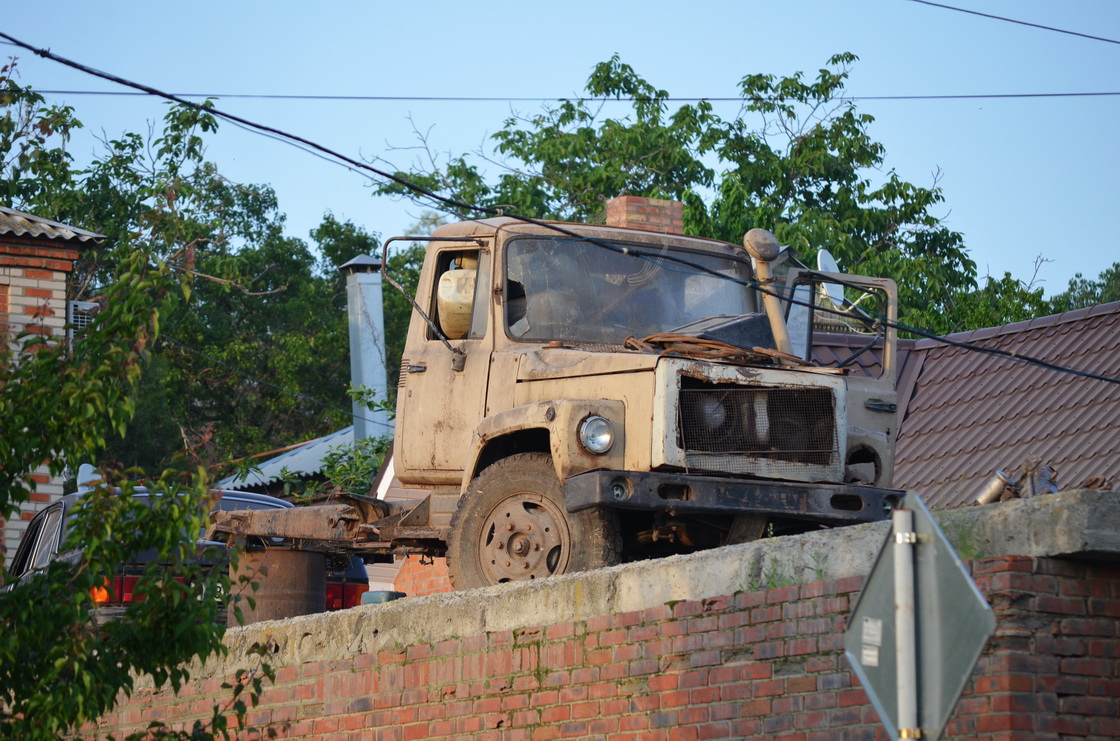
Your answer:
(699, 398), (727, 429)
(578, 415), (615, 454)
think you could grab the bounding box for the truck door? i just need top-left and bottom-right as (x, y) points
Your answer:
(396, 243), (493, 484)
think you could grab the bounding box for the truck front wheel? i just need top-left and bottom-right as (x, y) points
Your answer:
(447, 453), (621, 590)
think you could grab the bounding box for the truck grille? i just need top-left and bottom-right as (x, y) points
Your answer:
(679, 384), (838, 476)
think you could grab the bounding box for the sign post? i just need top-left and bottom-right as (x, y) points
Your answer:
(844, 491), (996, 741)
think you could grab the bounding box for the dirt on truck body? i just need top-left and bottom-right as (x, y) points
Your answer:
(380, 204), (903, 590)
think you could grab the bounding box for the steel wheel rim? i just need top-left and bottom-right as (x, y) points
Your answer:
(477, 492), (570, 583)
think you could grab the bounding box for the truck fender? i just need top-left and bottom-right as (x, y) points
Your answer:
(460, 399), (627, 495)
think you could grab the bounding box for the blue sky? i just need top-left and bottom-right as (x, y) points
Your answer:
(3, 1), (1118, 298)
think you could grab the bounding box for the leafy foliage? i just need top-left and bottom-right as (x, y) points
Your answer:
(1048, 261), (1120, 313)
(376, 53), (983, 335)
(279, 433), (391, 504)
(0, 178), (227, 740)
(2, 60), (390, 471)
(0, 64), (272, 740)
(945, 271), (1050, 331)
(0, 61), (82, 208)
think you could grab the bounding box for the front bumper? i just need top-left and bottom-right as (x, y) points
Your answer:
(565, 469), (901, 526)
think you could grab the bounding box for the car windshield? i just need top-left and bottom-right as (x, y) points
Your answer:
(505, 236), (757, 344)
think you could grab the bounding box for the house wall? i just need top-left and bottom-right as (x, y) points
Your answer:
(394, 555), (453, 597)
(0, 236), (80, 556)
(86, 492), (1120, 740)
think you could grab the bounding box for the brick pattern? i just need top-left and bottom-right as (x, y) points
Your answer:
(0, 241), (81, 273)
(962, 556), (1120, 738)
(89, 555), (1120, 740)
(1, 266), (68, 335)
(1, 236), (76, 555)
(604, 196), (685, 235)
(394, 555), (454, 597)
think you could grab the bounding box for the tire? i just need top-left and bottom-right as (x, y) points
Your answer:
(446, 453), (621, 590)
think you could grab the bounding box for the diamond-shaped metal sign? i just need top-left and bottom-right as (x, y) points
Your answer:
(844, 491), (996, 741)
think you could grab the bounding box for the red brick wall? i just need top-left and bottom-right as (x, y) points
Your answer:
(604, 196), (685, 235)
(395, 556), (453, 597)
(89, 554), (1120, 740)
(1, 237), (75, 554)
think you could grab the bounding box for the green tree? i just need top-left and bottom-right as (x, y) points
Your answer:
(1048, 262), (1120, 313)
(0, 61), (81, 208)
(3, 59), (368, 470)
(0, 133), (212, 741)
(157, 210), (354, 464)
(376, 54), (979, 335)
(946, 271), (1050, 331)
(0, 63), (277, 740)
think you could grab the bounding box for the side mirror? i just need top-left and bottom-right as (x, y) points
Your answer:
(785, 284), (813, 360)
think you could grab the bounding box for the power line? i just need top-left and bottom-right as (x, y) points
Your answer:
(790, 271), (1120, 386)
(0, 31), (492, 221)
(908, 0), (1120, 45)
(4, 31), (1118, 388)
(26, 89), (1120, 102)
(550, 240), (1120, 386)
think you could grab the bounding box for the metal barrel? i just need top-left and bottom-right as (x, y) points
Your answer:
(229, 549), (327, 627)
(975, 470), (1014, 505)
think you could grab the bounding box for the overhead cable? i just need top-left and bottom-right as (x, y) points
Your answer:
(4, 31), (1118, 387)
(909, 0), (1120, 45)
(550, 242), (1120, 387)
(25, 89), (1120, 102)
(0, 31), (495, 221)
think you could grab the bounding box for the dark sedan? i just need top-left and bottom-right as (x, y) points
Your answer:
(5, 483), (369, 619)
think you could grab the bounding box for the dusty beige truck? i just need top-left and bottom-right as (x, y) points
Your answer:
(383, 208), (902, 589)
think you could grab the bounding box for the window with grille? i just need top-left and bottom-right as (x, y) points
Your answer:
(67, 300), (98, 348)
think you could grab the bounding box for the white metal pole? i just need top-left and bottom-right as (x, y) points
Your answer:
(344, 259), (390, 440)
(894, 508), (919, 738)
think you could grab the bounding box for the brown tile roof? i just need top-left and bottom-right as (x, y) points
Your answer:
(812, 332), (916, 379)
(893, 301), (1120, 507)
(0, 205), (104, 244)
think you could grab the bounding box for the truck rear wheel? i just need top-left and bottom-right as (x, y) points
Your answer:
(447, 453), (621, 590)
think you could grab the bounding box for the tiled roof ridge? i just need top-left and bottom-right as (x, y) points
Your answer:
(0, 204), (105, 244)
(913, 299), (1120, 350)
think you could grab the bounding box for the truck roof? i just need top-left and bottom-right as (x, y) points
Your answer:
(430, 216), (740, 254)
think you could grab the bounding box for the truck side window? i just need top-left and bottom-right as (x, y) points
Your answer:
(431, 248), (488, 341)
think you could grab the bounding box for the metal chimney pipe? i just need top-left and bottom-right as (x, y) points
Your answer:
(339, 255), (391, 440)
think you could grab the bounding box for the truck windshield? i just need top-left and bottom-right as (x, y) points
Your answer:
(505, 236), (756, 344)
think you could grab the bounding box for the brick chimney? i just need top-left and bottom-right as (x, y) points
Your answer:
(604, 196), (684, 235)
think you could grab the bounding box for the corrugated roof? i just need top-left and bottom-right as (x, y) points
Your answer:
(218, 426), (355, 488)
(0, 205), (104, 244)
(893, 301), (1120, 507)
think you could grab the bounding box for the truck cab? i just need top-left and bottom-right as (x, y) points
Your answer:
(390, 204), (901, 589)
